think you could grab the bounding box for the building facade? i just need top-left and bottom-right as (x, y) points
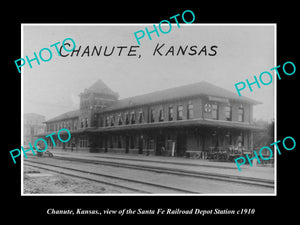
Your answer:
(41, 80), (264, 159)
(24, 113), (46, 145)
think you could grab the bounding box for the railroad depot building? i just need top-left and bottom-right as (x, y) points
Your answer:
(41, 79), (263, 159)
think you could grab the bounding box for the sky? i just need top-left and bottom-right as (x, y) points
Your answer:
(22, 24), (275, 121)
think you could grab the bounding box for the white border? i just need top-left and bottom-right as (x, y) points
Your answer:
(21, 23), (24, 195)
(274, 24), (277, 196)
(21, 23), (277, 196)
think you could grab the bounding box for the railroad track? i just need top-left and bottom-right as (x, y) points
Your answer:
(56, 152), (236, 169)
(50, 155), (274, 188)
(24, 160), (200, 194)
(91, 154), (235, 169)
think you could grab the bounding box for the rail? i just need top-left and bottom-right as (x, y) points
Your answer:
(25, 155), (274, 189)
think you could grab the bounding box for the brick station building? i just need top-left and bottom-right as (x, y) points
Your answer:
(41, 79), (263, 159)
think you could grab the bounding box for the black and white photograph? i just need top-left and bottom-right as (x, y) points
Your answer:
(21, 24), (276, 195)
(4, 4), (299, 221)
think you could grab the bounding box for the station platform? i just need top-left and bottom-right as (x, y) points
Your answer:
(25, 148), (275, 182)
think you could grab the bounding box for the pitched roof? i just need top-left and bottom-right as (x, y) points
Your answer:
(45, 81), (261, 123)
(104, 81), (261, 112)
(45, 109), (80, 123)
(84, 79), (119, 97)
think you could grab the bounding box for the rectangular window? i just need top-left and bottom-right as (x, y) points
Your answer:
(118, 113), (123, 125)
(125, 113), (129, 125)
(212, 104), (218, 120)
(74, 121), (77, 130)
(225, 106), (232, 121)
(177, 105), (183, 120)
(238, 105), (244, 122)
(150, 109), (155, 123)
(105, 116), (109, 126)
(110, 115), (115, 126)
(99, 117), (103, 127)
(92, 115), (97, 127)
(159, 108), (164, 122)
(138, 111), (144, 123)
(130, 112), (136, 124)
(187, 101), (194, 119)
(80, 136), (88, 148)
(168, 106), (174, 121)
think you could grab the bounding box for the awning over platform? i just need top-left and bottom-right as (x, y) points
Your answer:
(36, 119), (264, 137)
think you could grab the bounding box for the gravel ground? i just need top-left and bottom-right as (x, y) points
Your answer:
(23, 158), (274, 194)
(23, 165), (123, 194)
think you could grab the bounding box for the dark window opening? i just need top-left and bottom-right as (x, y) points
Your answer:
(125, 113), (129, 125)
(168, 106), (174, 121)
(118, 114), (123, 125)
(238, 105), (244, 122)
(177, 105), (183, 120)
(225, 106), (232, 121)
(110, 115), (115, 126)
(130, 112), (136, 124)
(159, 109), (164, 122)
(138, 111), (144, 123)
(150, 109), (155, 123)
